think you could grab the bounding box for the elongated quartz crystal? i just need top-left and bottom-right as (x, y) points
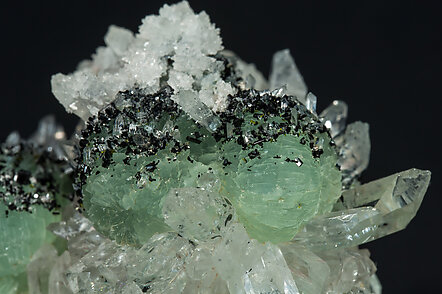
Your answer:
(293, 168), (430, 250)
(0, 1), (431, 293)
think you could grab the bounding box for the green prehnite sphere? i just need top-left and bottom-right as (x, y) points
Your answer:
(78, 87), (341, 245)
(0, 140), (72, 282)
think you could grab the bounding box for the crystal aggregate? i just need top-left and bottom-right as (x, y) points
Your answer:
(0, 1), (431, 293)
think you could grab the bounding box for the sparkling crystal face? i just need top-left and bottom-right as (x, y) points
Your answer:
(0, 1), (432, 293)
(78, 85), (341, 245)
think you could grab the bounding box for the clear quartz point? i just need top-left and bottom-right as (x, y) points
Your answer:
(342, 168), (431, 239)
(305, 92), (317, 114)
(293, 168), (431, 250)
(279, 243), (330, 294)
(320, 100), (348, 138)
(29, 115), (68, 161)
(269, 49), (307, 104)
(337, 121), (370, 184)
(316, 247), (376, 293)
(213, 224), (299, 294)
(292, 207), (382, 250)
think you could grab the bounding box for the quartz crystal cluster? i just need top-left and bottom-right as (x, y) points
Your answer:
(0, 2), (431, 294)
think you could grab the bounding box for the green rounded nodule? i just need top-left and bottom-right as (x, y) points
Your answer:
(80, 90), (341, 245)
(220, 133), (341, 243)
(0, 203), (60, 277)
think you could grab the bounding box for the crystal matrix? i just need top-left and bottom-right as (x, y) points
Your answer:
(1, 1), (431, 294)
(78, 85), (341, 245)
(0, 117), (73, 292)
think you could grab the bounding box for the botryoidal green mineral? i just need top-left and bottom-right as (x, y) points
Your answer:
(0, 128), (73, 291)
(77, 85), (341, 245)
(1, 2), (432, 293)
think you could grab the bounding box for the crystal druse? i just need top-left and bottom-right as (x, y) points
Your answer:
(0, 1), (431, 294)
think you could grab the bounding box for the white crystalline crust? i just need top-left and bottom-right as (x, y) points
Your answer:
(51, 1), (317, 124)
(39, 1), (433, 294)
(51, 1), (238, 122)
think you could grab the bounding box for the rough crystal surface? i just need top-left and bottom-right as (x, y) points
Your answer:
(77, 83), (341, 245)
(0, 1), (432, 294)
(162, 187), (234, 242)
(51, 1), (236, 121)
(0, 117), (72, 291)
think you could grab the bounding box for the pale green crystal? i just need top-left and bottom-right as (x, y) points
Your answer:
(26, 244), (59, 294)
(221, 132), (341, 243)
(0, 203), (59, 278)
(0, 278), (18, 294)
(0, 1), (432, 293)
(81, 85), (342, 245)
(82, 150), (172, 245)
(82, 146), (223, 245)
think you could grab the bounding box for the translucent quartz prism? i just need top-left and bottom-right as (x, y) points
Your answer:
(292, 168), (430, 250)
(342, 168), (430, 239)
(269, 49), (307, 103)
(337, 121), (371, 183)
(320, 100), (348, 138)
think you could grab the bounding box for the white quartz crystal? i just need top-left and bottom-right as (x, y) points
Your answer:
(212, 223), (299, 294)
(51, 1), (236, 122)
(269, 49), (307, 103)
(162, 187), (233, 242)
(34, 2), (431, 294)
(222, 50), (268, 90)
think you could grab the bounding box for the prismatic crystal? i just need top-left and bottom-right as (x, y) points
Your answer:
(0, 2), (430, 293)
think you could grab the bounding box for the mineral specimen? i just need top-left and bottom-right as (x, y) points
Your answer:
(1, 1), (431, 294)
(0, 116), (73, 292)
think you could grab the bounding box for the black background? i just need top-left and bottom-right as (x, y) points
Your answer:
(1, 1), (441, 292)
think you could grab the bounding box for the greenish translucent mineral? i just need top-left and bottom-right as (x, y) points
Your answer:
(0, 203), (59, 277)
(222, 133), (341, 242)
(0, 2), (431, 293)
(78, 85), (341, 245)
(0, 119), (73, 290)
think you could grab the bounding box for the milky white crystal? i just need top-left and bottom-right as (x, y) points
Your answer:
(51, 1), (237, 122)
(17, 1), (429, 294)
